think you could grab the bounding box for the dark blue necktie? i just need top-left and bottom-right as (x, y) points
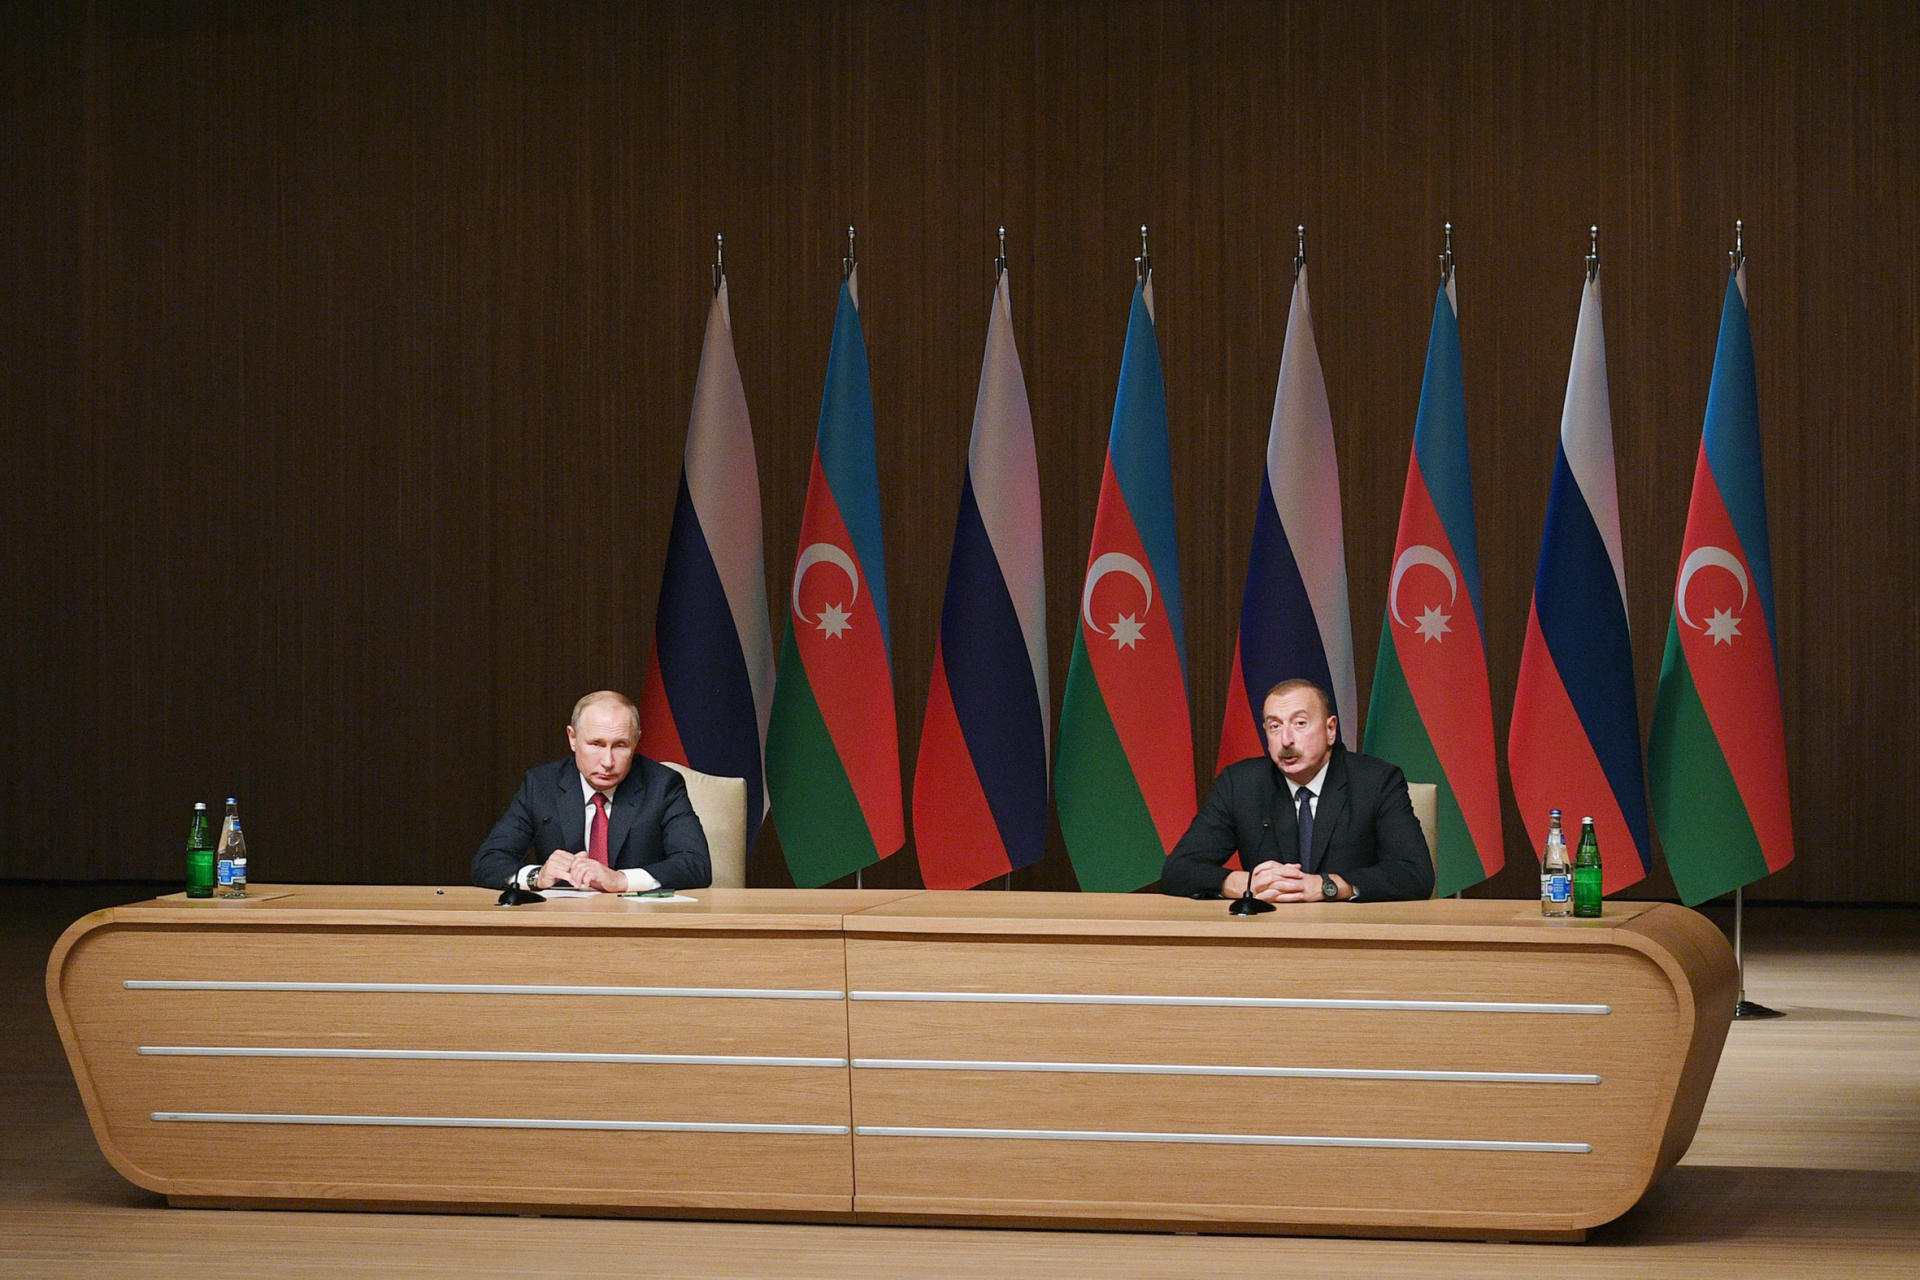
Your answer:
(1297, 788), (1315, 869)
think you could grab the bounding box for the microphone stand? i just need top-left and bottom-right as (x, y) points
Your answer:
(1229, 863), (1275, 915)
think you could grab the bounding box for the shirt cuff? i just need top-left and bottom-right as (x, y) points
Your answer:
(623, 867), (662, 892)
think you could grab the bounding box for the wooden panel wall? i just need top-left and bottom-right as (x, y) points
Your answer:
(3, 1), (1915, 900)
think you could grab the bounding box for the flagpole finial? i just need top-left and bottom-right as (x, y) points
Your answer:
(1440, 221), (1455, 284)
(713, 234), (725, 294)
(995, 225), (1007, 279)
(1293, 224), (1307, 279)
(844, 225), (857, 280)
(1586, 224), (1600, 282)
(1730, 219), (1745, 272)
(1135, 224), (1151, 281)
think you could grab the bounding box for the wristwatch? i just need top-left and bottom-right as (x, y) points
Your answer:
(1321, 875), (1341, 901)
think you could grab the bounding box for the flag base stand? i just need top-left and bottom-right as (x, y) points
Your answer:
(1729, 887), (1785, 1021)
(1734, 999), (1784, 1020)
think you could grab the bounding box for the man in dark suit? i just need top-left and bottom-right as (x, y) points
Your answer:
(1161, 678), (1433, 903)
(471, 690), (712, 893)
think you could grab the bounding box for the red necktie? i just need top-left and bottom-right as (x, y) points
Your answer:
(588, 793), (610, 867)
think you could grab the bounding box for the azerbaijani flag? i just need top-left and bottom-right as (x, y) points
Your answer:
(1508, 265), (1652, 894)
(1362, 274), (1504, 894)
(912, 265), (1049, 889)
(1218, 263), (1357, 769)
(1055, 275), (1195, 892)
(765, 267), (904, 885)
(639, 276), (777, 848)
(1648, 262), (1794, 905)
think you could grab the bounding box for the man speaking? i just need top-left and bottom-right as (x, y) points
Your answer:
(1161, 678), (1433, 903)
(472, 690), (712, 894)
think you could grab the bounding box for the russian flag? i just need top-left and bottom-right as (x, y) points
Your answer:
(912, 265), (1048, 889)
(638, 275), (775, 847)
(765, 266), (905, 886)
(1055, 272), (1196, 893)
(1508, 264), (1652, 894)
(1219, 262), (1357, 769)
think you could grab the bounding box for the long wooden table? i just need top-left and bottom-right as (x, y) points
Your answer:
(47, 887), (1736, 1240)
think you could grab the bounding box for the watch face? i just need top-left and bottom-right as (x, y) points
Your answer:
(1322, 878), (1339, 900)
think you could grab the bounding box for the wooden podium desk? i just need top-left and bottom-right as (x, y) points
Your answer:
(47, 887), (1734, 1240)
(842, 892), (1735, 1240)
(45, 886), (915, 1219)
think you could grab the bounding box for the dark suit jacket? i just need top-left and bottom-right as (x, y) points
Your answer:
(470, 756), (712, 891)
(1160, 745), (1434, 902)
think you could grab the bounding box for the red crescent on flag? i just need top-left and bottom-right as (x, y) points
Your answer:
(1675, 545), (1748, 631)
(1388, 544), (1458, 628)
(791, 541), (860, 621)
(1080, 552), (1153, 639)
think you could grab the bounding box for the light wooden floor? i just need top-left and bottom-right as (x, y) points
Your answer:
(7, 886), (1916, 1278)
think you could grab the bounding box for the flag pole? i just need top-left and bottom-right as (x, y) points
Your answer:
(1719, 218), (1781, 1021)
(1439, 221), (1455, 285)
(1135, 224), (1150, 280)
(1294, 224), (1306, 279)
(847, 222), (861, 894)
(713, 233), (725, 295)
(1732, 886), (1783, 1018)
(998, 222), (1011, 895)
(1587, 224), (1600, 282)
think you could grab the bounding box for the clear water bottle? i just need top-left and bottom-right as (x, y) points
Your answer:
(216, 798), (248, 899)
(1539, 809), (1571, 917)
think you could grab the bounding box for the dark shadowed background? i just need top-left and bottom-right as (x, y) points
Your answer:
(3, 0), (1914, 900)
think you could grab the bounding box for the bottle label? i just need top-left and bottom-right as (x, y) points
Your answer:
(218, 859), (234, 886)
(1542, 873), (1570, 902)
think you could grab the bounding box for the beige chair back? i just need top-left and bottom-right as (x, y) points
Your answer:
(1405, 782), (1440, 897)
(661, 762), (749, 889)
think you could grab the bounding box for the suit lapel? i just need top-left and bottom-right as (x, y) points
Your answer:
(1309, 749), (1349, 873)
(555, 762), (587, 853)
(1266, 767), (1297, 867)
(605, 764), (644, 865)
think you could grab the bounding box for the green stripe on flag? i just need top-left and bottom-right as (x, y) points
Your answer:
(1649, 619), (1772, 905)
(1362, 622), (1478, 897)
(1055, 635), (1164, 893)
(765, 629), (879, 887)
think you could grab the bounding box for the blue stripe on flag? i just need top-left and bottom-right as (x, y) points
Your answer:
(1238, 473), (1339, 724)
(655, 473), (766, 841)
(1413, 285), (1485, 630)
(1106, 283), (1187, 673)
(1703, 274), (1777, 641)
(941, 475), (1049, 870)
(817, 281), (891, 644)
(1532, 454), (1653, 864)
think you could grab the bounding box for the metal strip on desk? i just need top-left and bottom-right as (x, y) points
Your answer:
(849, 990), (1610, 1014)
(126, 980), (843, 999)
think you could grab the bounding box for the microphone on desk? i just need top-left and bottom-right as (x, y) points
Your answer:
(1229, 858), (1276, 916)
(496, 872), (546, 906)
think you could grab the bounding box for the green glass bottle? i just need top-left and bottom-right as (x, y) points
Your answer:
(1573, 815), (1603, 918)
(185, 802), (215, 899)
